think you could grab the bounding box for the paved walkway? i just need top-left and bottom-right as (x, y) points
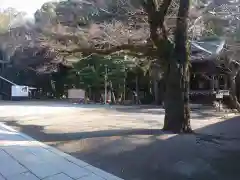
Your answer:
(0, 122), (123, 180)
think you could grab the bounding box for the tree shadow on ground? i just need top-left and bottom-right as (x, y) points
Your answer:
(113, 106), (229, 120)
(2, 120), (165, 142)
(2, 116), (240, 180)
(68, 116), (240, 180)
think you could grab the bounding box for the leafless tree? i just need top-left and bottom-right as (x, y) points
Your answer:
(201, 0), (240, 111)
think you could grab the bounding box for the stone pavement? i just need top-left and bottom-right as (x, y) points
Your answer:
(0, 122), (123, 180)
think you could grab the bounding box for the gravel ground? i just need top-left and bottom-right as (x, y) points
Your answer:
(0, 101), (240, 180)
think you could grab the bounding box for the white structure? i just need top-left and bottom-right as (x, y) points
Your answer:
(11, 85), (29, 98)
(68, 89), (85, 103)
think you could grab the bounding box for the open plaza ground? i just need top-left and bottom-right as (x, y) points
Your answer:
(0, 101), (240, 180)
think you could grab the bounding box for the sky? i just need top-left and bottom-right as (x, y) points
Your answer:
(0, 0), (54, 17)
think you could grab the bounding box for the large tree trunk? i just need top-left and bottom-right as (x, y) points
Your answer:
(163, 0), (192, 133)
(142, 0), (191, 132)
(163, 62), (191, 132)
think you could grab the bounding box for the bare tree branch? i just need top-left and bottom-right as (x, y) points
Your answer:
(57, 43), (156, 58)
(142, 0), (172, 44)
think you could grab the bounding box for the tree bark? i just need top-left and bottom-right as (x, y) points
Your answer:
(109, 81), (116, 104)
(153, 79), (159, 104)
(163, 0), (192, 133)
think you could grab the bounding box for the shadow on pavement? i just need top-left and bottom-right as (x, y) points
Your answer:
(1, 120), (165, 142)
(2, 116), (240, 180)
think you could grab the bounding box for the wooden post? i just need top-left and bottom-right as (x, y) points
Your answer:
(154, 79), (159, 105)
(135, 75), (139, 104)
(211, 75), (215, 91)
(104, 65), (108, 104)
(224, 75), (228, 89)
(123, 72), (126, 101)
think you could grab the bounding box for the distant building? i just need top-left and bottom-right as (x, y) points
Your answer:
(190, 38), (230, 104)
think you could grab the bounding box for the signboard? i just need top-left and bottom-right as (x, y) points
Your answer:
(216, 93), (223, 99)
(216, 90), (230, 99)
(11, 85), (29, 97)
(68, 89), (85, 99)
(219, 90), (230, 96)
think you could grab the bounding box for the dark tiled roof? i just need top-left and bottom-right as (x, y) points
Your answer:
(190, 38), (225, 61)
